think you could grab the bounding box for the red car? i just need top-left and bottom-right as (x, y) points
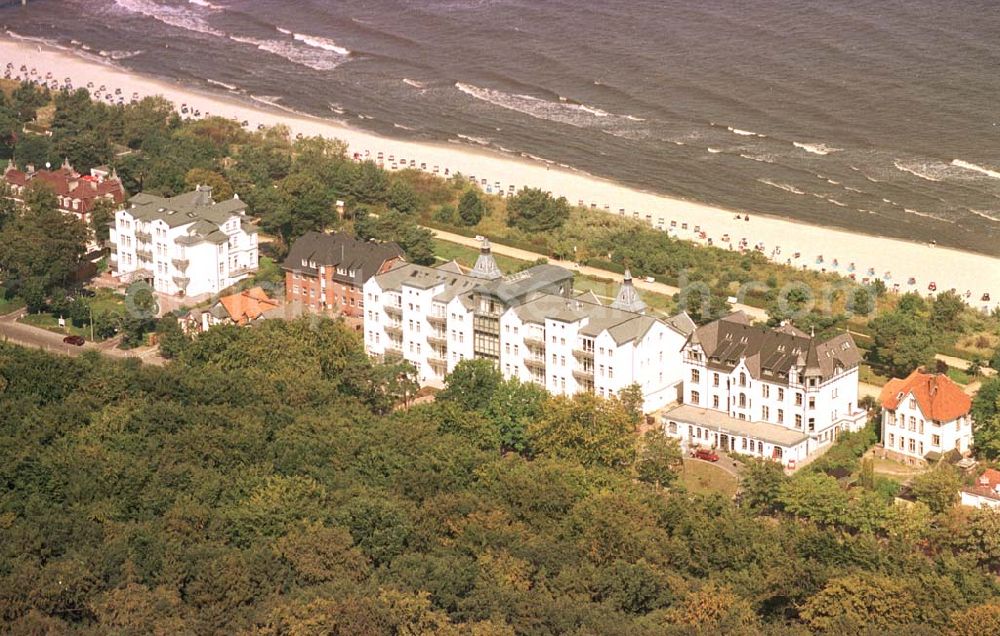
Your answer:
(62, 335), (85, 346)
(692, 448), (719, 462)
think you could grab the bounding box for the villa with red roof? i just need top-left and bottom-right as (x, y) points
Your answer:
(3, 158), (126, 225)
(879, 369), (973, 465)
(960, 468), (1000, 509)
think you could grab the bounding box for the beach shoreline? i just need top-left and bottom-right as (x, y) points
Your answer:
(2, 36), (999, 312)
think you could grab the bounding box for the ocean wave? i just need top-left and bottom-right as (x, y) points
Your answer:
(727, 126), (766, 137)
(758, 179), (806, 195)
(894, 160), (941, 182)
(968, 209), (1000, 223)
(826, 179), (840, 185)
(454, 82), (635, 128)
(393, 123), (416, 131)
(229, 35), (344, 71)
(827, 198), (846, 207)
(793, 141), (840, 155)
(329, 103), (345, 115)
(706, 148), (721, 154)
(625, 115), (646, 122)
(276, 27), (351, 56)
(188, 0), (222, 9)
(952, 159), (1000, 180)
(402, 78), (426, 89)
(904, 208), (955, 224)
(114, 0), (225, 37)
(739, 153), (774, 163)
(98, 49), (144, 60)
(844, 186), (863, 193)
(206, 78), (238, 91)
(456, 133), (490, 146)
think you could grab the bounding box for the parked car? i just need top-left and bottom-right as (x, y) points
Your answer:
(692, 448), (719, 462)
(62, 335), (85, 346)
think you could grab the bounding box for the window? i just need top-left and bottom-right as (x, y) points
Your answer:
(808, 396), (816, 409)
(691, 369), (700, 383)
(763, 406), (770, 420)
(919, 420), (924, 434)
(762, 385), (770, 398)
(909, 397), (916, 409)
(808, 418), (815, 432)
(908, 438), (916, 452)
(931, 434), (940, 447)
(778, 388), (784, 400)
(832, 387), (838, 398)
(909, 417), (916, 432)
(888, 433), (894, 447)
(794, 415), (802, 429)
(712, 395), (720, 408)
(691, 391), (700, 405)
(713, 373), (719, 387)
(738, 394), (747, 408)
(795, 393), (803, 406)
(777, 409), (784, 424)
(739, 372), (747, 387)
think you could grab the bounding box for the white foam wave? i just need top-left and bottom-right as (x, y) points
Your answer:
(455, 82), (629, 128)
(206, 78), (237, 91)
(894, 160), (941, 182)
(99, 49), (144, 60)
(739, 153), (775, 164)
(727, 126), (766, 137)
(826, 179), (840, 185)
(793, 141), (839, 155)
(393, 123), (416, 131)
(969, 209), (1000, 223)
(904, 208), (954, 224)
(402, 78), (426, 89)
(188, 0), (222, 9)
(456, 133), (490, 146)
(276, 28), (351, 56)
(952, 159), (1000, 180)
(827, 198), (846, 207)
(114, 0), (224, 37)
(625, 115), (646, 122)
(706, 148), (721, 154)
(229, 35), (344, 71)
(844, 186), (863, 193)
(758, 179), (805, 195)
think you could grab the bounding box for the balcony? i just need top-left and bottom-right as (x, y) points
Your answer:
(525, 356), (545, 371)
(136, 248), (153, 261)
(120, 268), (153, 284)
(427, 356), (448, 369)
(573, 348), (594, 360)
(427, 333), (447, 346)
(385, 323), (403, 337)
(385, 304), (402, 318)
(172, 276), (189, 289)
(135, 230), (152, 243)
(171, 257), (189, 271)
(572, 367), (595, 381)
(230, 265), (256, 277)
(523, 335), (545, 349)
(384, 343), (403, 357)
(428, 313), (447, 326)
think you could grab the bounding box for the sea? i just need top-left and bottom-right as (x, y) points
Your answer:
(3, 0), (1000, 255)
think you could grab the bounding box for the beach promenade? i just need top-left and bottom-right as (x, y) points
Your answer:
(3, 38), (999, 313)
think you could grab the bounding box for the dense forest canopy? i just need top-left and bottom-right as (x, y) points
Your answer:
(1, 320), (999, 634)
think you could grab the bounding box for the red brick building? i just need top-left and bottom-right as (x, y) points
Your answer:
(282, 231), (404, 317)
(3, 158), (126, 225)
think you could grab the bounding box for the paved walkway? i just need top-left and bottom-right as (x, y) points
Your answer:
(427, 227), (768, 321)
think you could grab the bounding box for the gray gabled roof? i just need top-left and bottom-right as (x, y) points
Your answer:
(127, 185), (247, 229)
(282, 231), (404, 284)
(685, 312), (862, 384)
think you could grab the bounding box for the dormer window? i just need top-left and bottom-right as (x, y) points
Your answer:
(908, 397), (916, 409)
(301, 258), (308, 267)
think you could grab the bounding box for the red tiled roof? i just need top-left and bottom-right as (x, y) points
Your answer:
(219, 287), (279, 326)
(3, 163), (125, 214)
(880, 370), (971, 422)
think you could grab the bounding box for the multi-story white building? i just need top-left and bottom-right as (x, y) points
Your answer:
(363, 240), (694, 412)
(110, 185), (259, 297)
(661, 312), (867, 466)
(879, 369), (973, 465)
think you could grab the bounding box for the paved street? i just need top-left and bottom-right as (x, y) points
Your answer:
(0, 308), (165, 365)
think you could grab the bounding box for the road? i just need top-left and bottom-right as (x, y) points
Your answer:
(0, 308), (165, 365)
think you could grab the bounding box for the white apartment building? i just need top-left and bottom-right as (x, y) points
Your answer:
(110, 185), (259, 297)
(363, 240), (694, 412)
(661, 312), (867, 466)
(879, 370), (973, 465)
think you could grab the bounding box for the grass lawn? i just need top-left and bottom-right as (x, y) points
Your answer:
(20, 312), (91, 339)
(946, 366), (972, 385)
(859, 363), (889, 386)
(0, 295), (25, 316)
(678, 458), (739, 497)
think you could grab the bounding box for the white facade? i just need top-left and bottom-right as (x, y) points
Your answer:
(363, 258), (692, 412)
(662, 314), (867, 466)
(879, 372), (973, 464)
(110, 186), (258, 297)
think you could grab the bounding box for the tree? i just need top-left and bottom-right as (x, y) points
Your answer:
(438, 359), (502, 412)
(910, 464), (962, 514)
(931, 290), (966, 332)
(971, 377), (1000, 458)
(635, 430), (682, 487)
(617, 383), (644, 426)
(778, 472), (850, 526)
(948, 603), (1000, 636)
(458, 190), (485, 226)
(89, 198), (118, 243)
(0, 184), (87, 296)
(868, 309), (936, 377)
(184, 168), (234, 201)
(738, 459), (787, 512)
(156, 315), (189, 359)
(482, 378), (548, 454)
(799, 574), (918, 632)
(528, 393), (636, 468)
(506, 187), (570, 232)
(388, 180), (419, 215)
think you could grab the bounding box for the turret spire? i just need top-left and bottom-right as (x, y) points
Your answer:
(470, 236), (502, 280)
(611, 269), (647, 313)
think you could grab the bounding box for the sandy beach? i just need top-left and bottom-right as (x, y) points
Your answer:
(3, 37), (999, 313)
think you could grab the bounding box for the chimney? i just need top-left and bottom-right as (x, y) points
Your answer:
(195, 184), (213, 205)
